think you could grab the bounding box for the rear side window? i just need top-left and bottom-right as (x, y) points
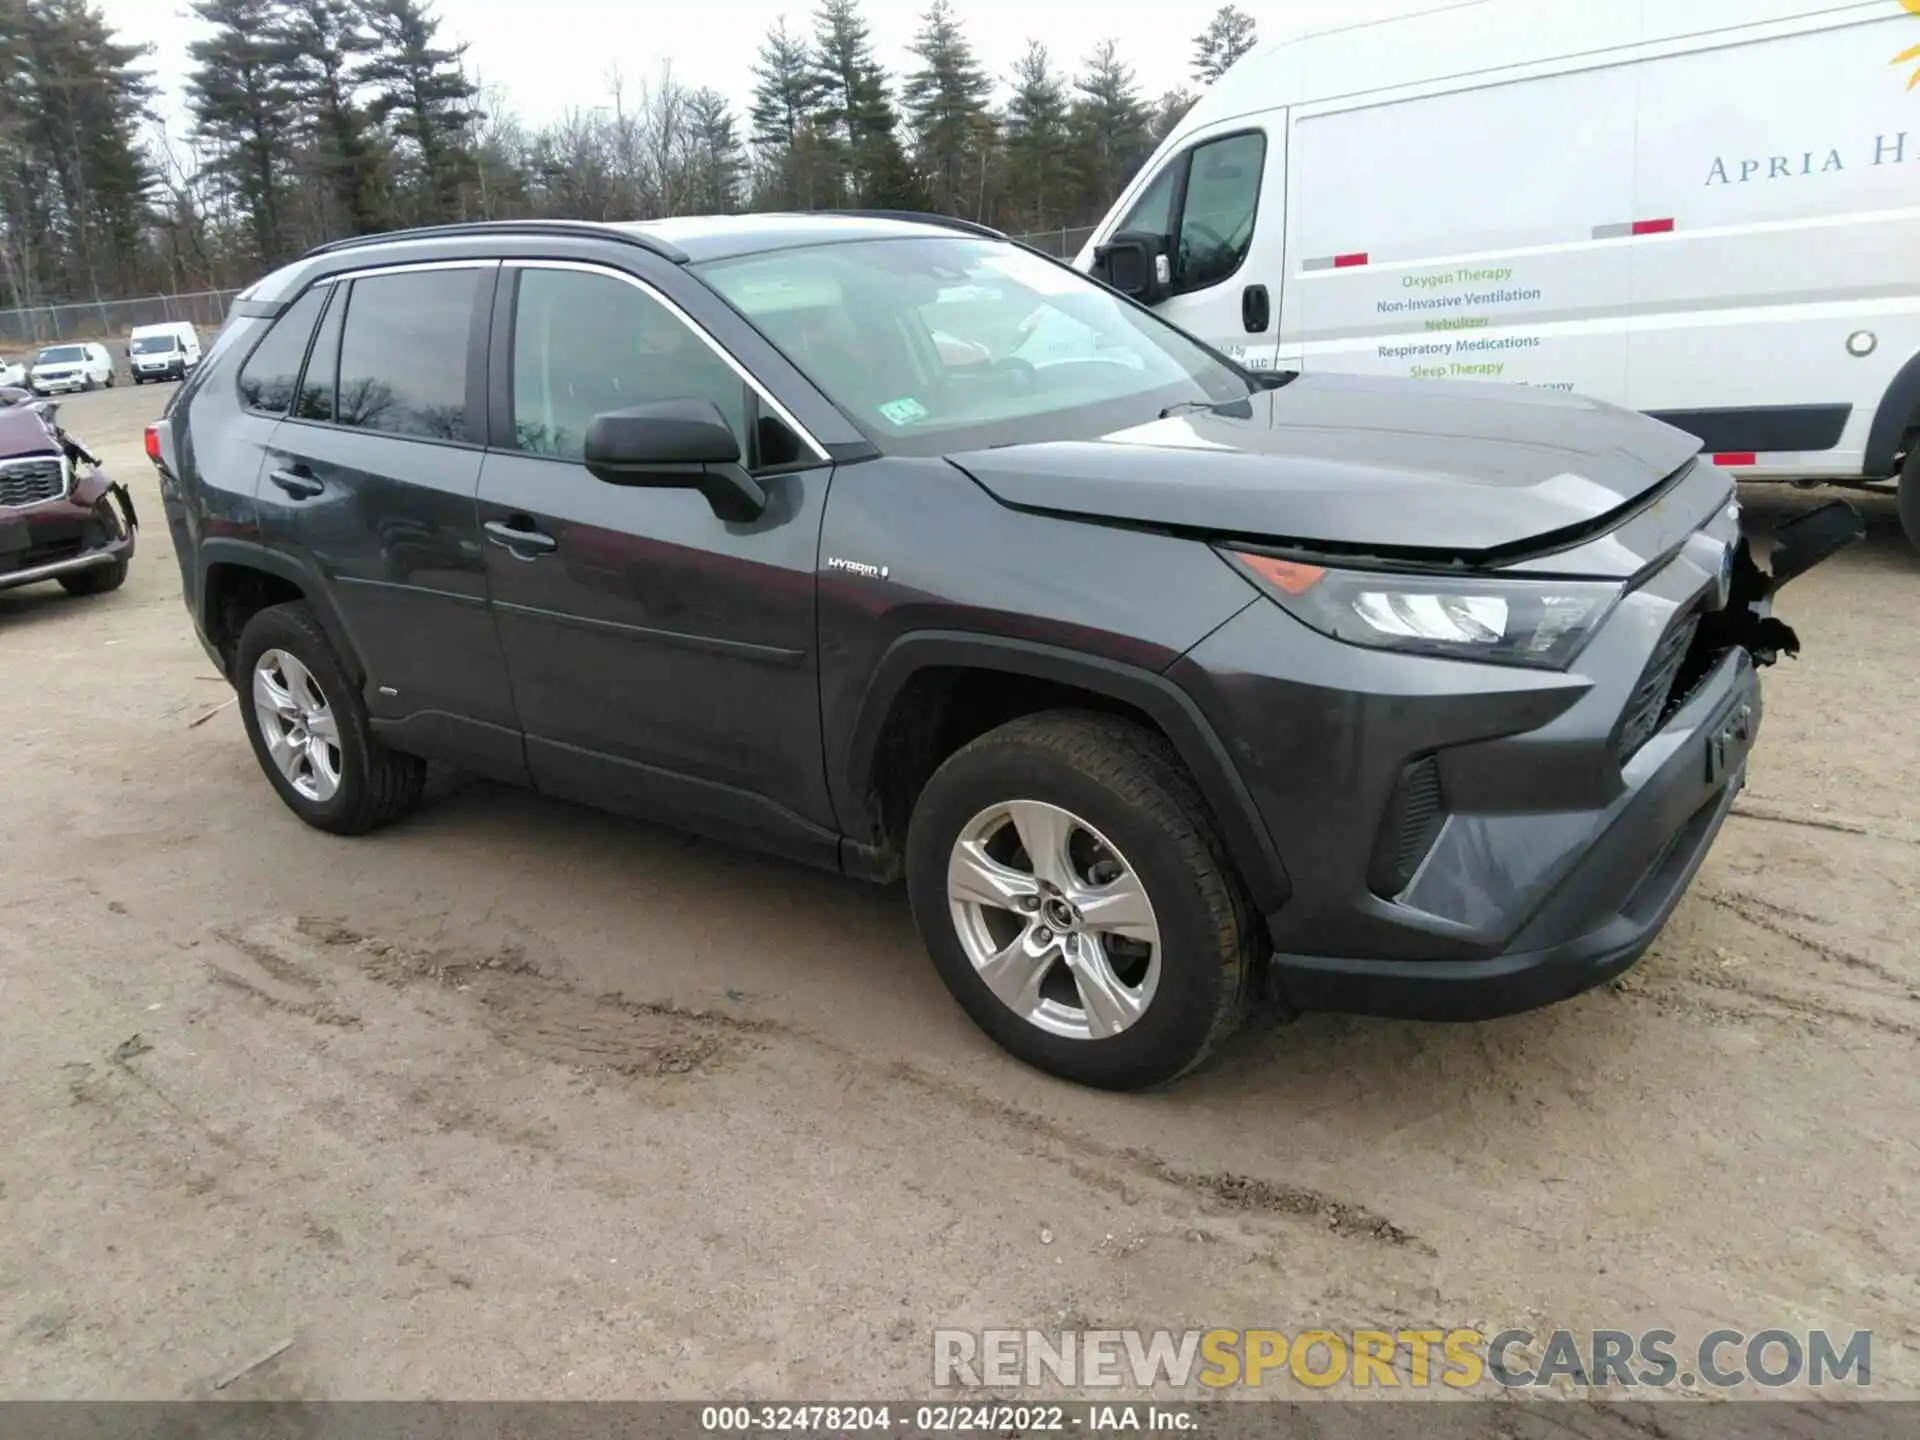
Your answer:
(335, 268), (478, 442)
(237, 284), (330, 415)
(294, 287), (345, 423)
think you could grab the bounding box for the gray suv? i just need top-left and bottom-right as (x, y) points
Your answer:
(146, 213), (1855, 1090)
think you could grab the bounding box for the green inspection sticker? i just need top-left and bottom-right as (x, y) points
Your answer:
(877, 396), (930, 425)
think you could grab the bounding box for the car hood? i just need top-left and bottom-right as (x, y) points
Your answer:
(0, 405), (56, 459)
(945, 372), (1703, 558)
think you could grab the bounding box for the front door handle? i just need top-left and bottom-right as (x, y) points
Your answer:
(268, 466), (323, 499)
(1241, 283), (1271, 335)
(484, 517), (557, 556)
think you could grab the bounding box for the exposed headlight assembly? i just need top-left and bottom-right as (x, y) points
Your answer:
(1226, 549), (1621, 670)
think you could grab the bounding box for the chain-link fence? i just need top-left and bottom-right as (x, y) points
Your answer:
(1012, 225), (1097, 259)
(0, 289), (240, 355)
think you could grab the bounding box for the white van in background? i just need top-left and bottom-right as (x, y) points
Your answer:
(127, 321), (202, 384)
(1075, 0), (1920, 548)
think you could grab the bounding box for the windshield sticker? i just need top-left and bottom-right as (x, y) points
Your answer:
(877, 396), (930, 425)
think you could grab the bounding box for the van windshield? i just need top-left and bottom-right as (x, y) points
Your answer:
(131, 335), (180, 355)
(694, 236), (1256, 456)
(36, 346), (85, 364)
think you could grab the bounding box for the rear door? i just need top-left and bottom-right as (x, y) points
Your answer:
(1103, 117), (1289, 371)
(255, 260), (524, 782)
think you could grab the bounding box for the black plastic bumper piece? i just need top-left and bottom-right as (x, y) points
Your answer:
(1268, 737), (1746, 1023)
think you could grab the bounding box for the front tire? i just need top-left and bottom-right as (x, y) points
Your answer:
(1900, 446), (1920, 552)
(57, 557), (128, 596)
(905, 711), (1259, 1091)
(235, 601), (425, 835)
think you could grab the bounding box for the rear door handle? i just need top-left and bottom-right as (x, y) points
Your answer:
(484, 518), (557, 556)
(268, 466), (323, 499)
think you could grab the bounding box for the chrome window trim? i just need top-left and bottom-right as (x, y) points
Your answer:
(326, 258), (502, 282)
(504, 258), (828, 463)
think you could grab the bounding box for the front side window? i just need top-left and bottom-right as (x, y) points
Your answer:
(335, 268), (478, 441)
(1174, 132), (1266, 293)
(696, 237), (1253, 457)
(237, 284), (330, 415)
(509, 267), (750, 462)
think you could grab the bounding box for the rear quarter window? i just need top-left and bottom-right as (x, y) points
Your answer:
(236, 285), (332, 416)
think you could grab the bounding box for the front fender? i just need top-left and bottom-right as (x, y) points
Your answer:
(839, 630), (1291, 914)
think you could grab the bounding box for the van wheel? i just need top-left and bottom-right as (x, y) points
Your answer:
(235, 601), (426, 835)
(1901, 447), (1920, 551)
(905, 711), (1259, 1091)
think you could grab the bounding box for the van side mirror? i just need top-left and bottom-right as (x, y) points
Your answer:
(583, 398), (767, 523)
(1094, 232), (1172, 305)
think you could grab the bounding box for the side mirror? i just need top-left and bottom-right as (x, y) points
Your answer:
(1093, 231), (1172, 305)
(583, 398), (767, 523)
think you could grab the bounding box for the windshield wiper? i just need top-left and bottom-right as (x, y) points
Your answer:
(1158, 396), (1257, 421)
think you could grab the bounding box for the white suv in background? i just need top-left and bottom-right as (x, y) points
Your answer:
(0, 355), (26, 389)
(29, 343), (116, 395)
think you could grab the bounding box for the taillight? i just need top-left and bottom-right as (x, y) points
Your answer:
(143, 424), (162, 463)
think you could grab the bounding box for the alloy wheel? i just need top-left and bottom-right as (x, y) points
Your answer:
(253, 649), (343, 802)
(946, 799), (1162, 1040)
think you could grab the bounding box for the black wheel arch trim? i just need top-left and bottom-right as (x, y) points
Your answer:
(840, 630), (1291, 913)
(1866, 349), (1920, 478)
(195, 538), (365, 685)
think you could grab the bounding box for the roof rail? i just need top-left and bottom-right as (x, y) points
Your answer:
(301, 219), (689, 264)
(813, 209), (1008, 240)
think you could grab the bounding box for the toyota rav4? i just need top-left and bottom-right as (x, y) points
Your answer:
(147, 214), (1858, 1090)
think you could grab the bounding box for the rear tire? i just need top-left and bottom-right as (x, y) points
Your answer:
(235, 601), (426, 836)
(905, 711), (1259, 1091)
(57, 557), (128, 596)
(1900, 446), (1920, 552)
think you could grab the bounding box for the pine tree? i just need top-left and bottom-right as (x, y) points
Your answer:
(1001, 42), (1070, 233)
(280, 0), (388, 236)
(808, 0), (918, 207)
(360, 0), (478, 223)
(1192, 5), (1258, 86)
(749, 17), (821, 150)
(1067, 39), (1150, 220)
(187, 0), (305, 267)
(1150, 88), (1197, 144)
(5, 0), (156, 302)
(687, 88), (745, 214)
(902, 0), (993, 216)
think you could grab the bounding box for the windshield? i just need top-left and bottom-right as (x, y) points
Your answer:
(36, 346), (85, 364)
(694, 237), (1253, 455)
(131, 335), (180, 354)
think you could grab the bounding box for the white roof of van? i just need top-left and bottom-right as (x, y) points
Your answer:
(1172, 0), (1871, 135)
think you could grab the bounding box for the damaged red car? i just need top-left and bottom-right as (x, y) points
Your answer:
(0, 387), (136, 598)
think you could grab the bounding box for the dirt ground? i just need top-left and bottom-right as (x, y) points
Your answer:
(2, 383), (1916, 1405)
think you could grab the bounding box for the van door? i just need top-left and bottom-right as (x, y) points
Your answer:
(1625, 7), (1920, 479)
(1099, 116), (1289, 371)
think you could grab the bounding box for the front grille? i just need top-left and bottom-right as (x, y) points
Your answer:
(1617, 610), (1701, 759)
(1368, 754), (1447, 897)
(0, 456), (67, 507)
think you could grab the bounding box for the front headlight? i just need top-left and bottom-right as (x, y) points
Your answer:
(1225, 549), (1621, 670)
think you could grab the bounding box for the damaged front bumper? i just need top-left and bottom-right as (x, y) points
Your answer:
(0, 470), (138, 594)
(1179, 492), (1863, 1023)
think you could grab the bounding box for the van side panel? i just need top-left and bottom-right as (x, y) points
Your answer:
(1626, 7), (1920, 477)
(1283, 53), (1641, 399)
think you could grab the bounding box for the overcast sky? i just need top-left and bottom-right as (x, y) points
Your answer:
(95, 0), (1289, 141)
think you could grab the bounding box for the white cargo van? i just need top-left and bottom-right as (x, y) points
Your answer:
(127, 321), (202, 384)
(1075, 0), (1920, 548)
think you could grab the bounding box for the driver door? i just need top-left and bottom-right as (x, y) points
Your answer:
(474, 259), (840, 865)
(1104, 118), (1288, 373)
